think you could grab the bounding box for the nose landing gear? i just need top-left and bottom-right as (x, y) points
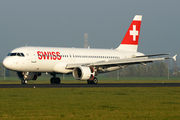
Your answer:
(21, 80), (28, 84)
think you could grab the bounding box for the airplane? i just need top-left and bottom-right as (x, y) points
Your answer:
(2, 15), (177, 84)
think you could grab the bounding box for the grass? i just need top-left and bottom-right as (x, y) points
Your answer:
(0, 87), (180, 119)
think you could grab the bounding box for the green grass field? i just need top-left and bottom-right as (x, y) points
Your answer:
(0, 87), (180, 120)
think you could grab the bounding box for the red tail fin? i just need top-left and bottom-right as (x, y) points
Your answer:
(116, 15), (142, 52)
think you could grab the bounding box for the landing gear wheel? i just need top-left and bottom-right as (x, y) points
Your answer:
(87, 77), (98, 84)
(92, 77), (98, 84)
(50, 77), (55, 84)
(55, 77), (61, 84)
(50, 77), (61, 84)
(21, 80), (28, 84)
(87, 80), (91, 84)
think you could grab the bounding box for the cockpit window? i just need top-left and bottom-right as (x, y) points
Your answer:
(7, 53), (10, 56)
(17, 53), (21, 56)
(10, 53), (17, 56)
(7, 53), (25, 57)
(21, 53), (25, 57)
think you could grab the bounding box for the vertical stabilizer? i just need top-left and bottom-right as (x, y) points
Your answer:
(116, 15), (142, 52)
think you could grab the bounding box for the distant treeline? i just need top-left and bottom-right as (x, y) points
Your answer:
(0, 62), (179, 78)
(108, 61), (179, 78)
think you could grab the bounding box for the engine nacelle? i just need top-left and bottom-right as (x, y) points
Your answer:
(73, 66), (95, 80)
(17, 72), (41, 80)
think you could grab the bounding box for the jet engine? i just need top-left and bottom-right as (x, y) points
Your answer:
(73, 66), (95, 80)
(17, 72), (41, 80)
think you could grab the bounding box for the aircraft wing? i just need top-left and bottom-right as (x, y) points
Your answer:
(66, 54), (177, 69)
(134, 53), (170, 58)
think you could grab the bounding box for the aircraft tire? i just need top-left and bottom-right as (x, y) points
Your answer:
(87, 78), (98, 84)
(50, 77), (55, 84)
(87, 80), (91, 84)
(50, 77), (61, 84)
(55, 77), (61, 84)
(92, 77), (98, 84)
(21, 80), (27, 84)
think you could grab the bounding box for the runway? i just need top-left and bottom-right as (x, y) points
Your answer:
(0, 83), (180, 88)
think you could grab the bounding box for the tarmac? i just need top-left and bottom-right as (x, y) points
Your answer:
(0, 83), (180, 88)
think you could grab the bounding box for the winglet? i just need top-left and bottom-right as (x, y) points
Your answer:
(173, 54), (177, 61)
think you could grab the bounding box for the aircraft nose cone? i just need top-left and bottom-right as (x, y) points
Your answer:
(3, 57), (12, 69)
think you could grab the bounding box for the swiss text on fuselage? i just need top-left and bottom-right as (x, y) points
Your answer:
(37, 51), (61, 60)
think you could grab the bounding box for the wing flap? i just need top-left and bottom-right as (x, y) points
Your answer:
(87, 57), (165, 67)
(135, 53), (170, 58)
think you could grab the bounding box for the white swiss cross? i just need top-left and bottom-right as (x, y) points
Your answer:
(130, 25), (138, 41)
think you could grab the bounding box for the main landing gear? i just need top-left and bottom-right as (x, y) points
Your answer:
(50, 77), (61, 84)
(50, 73), (61, 84)
(49, 73), (98, 84)
(87, 77), (98, 84)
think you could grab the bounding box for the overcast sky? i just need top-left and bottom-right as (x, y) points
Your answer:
(0, 0), (179, 61)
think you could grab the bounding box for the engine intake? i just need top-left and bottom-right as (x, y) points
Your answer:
(73, 66), (95, 80)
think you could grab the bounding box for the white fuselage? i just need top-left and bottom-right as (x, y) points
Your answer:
(3, 46), (144, 73)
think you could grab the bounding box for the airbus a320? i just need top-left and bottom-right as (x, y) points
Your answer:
(3, 15), (177, 84)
